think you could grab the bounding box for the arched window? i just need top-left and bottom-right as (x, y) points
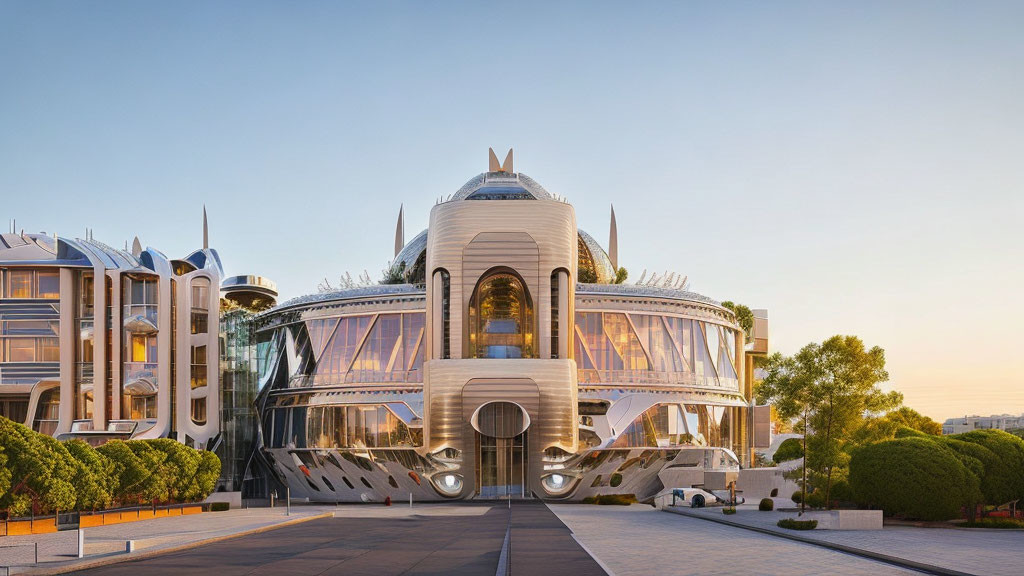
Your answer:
(468, 270), (535, 359)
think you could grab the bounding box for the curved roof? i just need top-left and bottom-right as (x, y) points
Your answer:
(267, 283), (426, 315)
(451, 172), (553, 201)
(577, 229), (616, 283)
(393, 229), (427, 271)
(575, 282), (724, 308)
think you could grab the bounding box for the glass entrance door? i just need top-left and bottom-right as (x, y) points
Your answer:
(478, 432), (527, 499)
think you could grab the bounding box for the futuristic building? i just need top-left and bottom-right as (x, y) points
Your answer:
(0, 216), (276, 490)
(253, 150), (769, 502)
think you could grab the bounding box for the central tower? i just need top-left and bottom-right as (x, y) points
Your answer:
(423, 149), (579, 498)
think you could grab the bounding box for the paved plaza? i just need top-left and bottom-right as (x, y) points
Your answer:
(676, 505), (1024, 576)
(550, 504), (922, 576)
(3, 502), (1023, 575)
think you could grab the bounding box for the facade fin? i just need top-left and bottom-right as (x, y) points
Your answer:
(488, 147), (500, 172)
(394, 204), (404, 257)
(609, 204), (618, 271)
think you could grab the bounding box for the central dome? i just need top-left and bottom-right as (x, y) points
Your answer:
(451, 172), (554, 201)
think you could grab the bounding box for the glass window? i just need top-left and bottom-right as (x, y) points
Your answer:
(315, 315), (372, 385)
(191, 280), (210, 311)
(550, 272), (560, 359)
(191, 398), (207, 425)
(575, 312), (622, 371)
(37, 271), (59, 299)
(630, 314), (686, 373)
(40, 338), (59, 362)
(80, 274), (94, 317)
(8, 270), (32, 298)
(603, 313), (648, 371)
(8, 338), (35, 362)
(468, 271), (534, 359)
(349, 314), (402, 379)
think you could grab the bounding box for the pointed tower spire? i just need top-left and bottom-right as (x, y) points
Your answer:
(609, 204), (619, 271)
(394, 204), (405, 258)
(203, 205), (209, 250)
(488, 147), (501, 172)
(501, 149), (513, 173)
(131, 236), (142, 257)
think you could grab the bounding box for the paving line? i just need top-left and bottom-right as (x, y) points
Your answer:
(664, 507), (976, 576)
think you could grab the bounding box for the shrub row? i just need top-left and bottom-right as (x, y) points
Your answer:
(777, 518), (817, 530)
(0, 416), (220, 517)
(849, 429), (1024, 521)
(581, 494), (637, 505)
(772, 438), (803, 464)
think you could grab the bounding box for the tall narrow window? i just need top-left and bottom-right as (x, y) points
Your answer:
(440, 270), (450, 359)
(36, 271), (59, 299)
(550, 272), (560, 359)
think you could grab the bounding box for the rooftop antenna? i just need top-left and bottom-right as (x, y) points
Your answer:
(202, 205), (209, 250)
(394, 204), (404, 257)
(609, 204), (618, 271)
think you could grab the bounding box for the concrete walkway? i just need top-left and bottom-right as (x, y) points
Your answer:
(675, 506), (1024, 576)
(0, 506), (335, 574)
(550, 504), (919, 576)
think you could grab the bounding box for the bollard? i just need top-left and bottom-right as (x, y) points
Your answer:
(409, 493), (413, 508)
(78, 529), (85, 558)
(286, 487), (291, 517)
(35, 542), (39, 564)
(125, 540), (135, 553)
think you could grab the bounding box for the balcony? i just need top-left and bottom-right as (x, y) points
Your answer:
(123, 362), (158, 395)
(123, 305), (158, 334)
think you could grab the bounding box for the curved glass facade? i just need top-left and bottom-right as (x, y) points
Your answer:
(574, 312), (739, 390)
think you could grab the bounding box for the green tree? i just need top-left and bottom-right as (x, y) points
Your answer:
(148, 438), (202, 502)
(64, 439), (115, 511)
(720, 301), (754, 340)
(851, 406), (942, 446)
(756, 336), (899, 509)
(614, 267), (628, 284)
(950, 430), (1024, 503)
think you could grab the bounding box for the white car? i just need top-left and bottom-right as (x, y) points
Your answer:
(671, 487), (745, 508)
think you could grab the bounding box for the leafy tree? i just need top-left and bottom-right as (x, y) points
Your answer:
(97, 440), (155, 504)
(756, 336), (899, 509)
(196, 451), (222, 499)
(148, 438), (201, 502)
(851, 407), (942, 446)
(380, 261), (407, 285)
(0, 416), (77, 515)
(614, 267), (628, 284)
(1007, 428), (1024, 440)
(720, 301), (754, 339)
(64, 439), (115, 511)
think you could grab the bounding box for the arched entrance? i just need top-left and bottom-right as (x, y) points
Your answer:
(471, 401), (530, 499)
(467, 269), (535, 359)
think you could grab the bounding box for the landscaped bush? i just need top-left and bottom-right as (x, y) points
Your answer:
(791, 490), (803, 504)
(210, 502), (230, 512)
(0, 416), (221, 516)
(722, 507), (736, 515)
(777, 518), (817, 530)
(959, 517), (1024, 529)
(949, 430), (1024, 502)
(581, 494), (637, 505)
(804, 490), (826, 509)
(759, 498), (774, 511)
(773, 438), (803, 463)
(849, 437), (979, 521)
(609, 473), (623, 487)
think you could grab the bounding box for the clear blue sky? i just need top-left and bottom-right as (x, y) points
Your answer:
(2, 1), (1022, 421)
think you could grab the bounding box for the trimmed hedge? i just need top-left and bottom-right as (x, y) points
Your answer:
(960, 517), (1024, 529)
(759, 498), (774, 511)
(722, 507), (736, 515)
(0, 416), (220, 516)
(849, 437), (978, 520)
(949, 430), (1024, 502)
(210, 502), (230, 512)
(582, 494), (637, 505)
(777, 518), (817, 530)
(773, 438), (803, 463)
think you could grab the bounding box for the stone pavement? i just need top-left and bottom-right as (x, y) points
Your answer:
(0, 505), (336, 574)
(678, 505), (1024, 576)
(549, 503), (919, 576)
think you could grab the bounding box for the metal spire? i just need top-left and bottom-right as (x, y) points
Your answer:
(609, 204), (618, 271)
(394, 204), (404, 258)
(203, 205), (209, 250)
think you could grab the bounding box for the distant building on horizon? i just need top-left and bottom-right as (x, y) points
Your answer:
(942, 413), (1024, 435)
